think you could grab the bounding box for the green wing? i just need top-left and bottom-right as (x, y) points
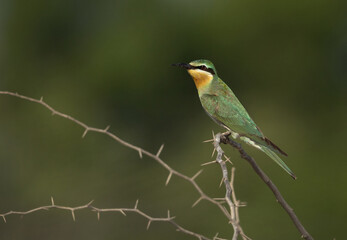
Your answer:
(200, 89), (262, 138)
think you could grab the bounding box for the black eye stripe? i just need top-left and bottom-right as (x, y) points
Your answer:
(196, 65), (215, 75)
(207, 68), (215, 74)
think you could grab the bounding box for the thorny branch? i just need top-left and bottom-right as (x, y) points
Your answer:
(0, 91), (231, 221)
(0, 91), (243, 239)
(213, 133), (248, 240)
(0, 198), (213, 240)
(0, 91), (314, 240)
(219, 133), (314, 240)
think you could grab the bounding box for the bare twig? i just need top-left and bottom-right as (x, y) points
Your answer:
(219, 134), (314, 240)
(230, 168), (244, 229)
(230, 168), (247, 239)
(213, 133), (249, 240)
(0, 198), (211, 240)
(0, 91), (232, 231)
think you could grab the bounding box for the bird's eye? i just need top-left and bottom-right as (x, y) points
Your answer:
(200, 65), (208, 71)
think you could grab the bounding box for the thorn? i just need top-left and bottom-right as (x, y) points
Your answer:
(40, 96), (43, 102)
(134, 199), (139, 209)
(51, 111), (56, 116)
(203, 138), (214, 143)
(192, 169), (203, 180)
(138, 149), (142, 159)
(224, 155), (233, 165)
(212, 130), (215, 139)
(51, 197), (55, 206)
(104, 125), (110, 132)
(211, 148), (216, 158)
(192, 197), (202, 208)
(213, 197), (226, 201)
(167, 210), (170, 218)
(219, 177), (225, 188)
(214, 232), (220, 239)
(97, 211), (100, 220)
(237, 202), (247, 207)
(2, 215), (6, 223)
(201, 160), (217, 166)
(156, 144), (164, 157)
(71, 210), (76, 221)
(82, 128), (89, 138)
(213, 198), (226, 204)
(165, 171), (173, 186)
(87, 200), (94, 206)
(146, 220), (152, 230)
(119, 209), (126, 216)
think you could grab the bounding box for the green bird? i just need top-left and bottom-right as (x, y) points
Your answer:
(173, 59), (296, 179)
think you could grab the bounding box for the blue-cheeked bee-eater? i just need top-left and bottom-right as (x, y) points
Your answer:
(173, 59), (296, 179)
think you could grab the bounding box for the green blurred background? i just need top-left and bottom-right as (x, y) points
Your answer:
(0, 0), (346, 239)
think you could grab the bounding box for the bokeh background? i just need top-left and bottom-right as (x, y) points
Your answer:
(0, 0), (346, 239)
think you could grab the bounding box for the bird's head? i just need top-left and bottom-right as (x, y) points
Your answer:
(172, 59), (217, 92)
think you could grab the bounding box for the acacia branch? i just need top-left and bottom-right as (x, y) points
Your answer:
(0, 91), (243, 239)
(219, 134), (314, 240)
(0, 198), (213, 240)
(213, 133), (249, 240)
(0, 91), (232, 222)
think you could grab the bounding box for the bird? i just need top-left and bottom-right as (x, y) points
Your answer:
(172, 59), (296, 179)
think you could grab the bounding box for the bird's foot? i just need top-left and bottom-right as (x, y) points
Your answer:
(222, 131), (231, 137)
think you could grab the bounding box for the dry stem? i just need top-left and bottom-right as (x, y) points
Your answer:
(0, 198), (212, 240)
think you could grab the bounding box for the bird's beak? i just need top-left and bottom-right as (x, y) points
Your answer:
(171, 63), (195, 69)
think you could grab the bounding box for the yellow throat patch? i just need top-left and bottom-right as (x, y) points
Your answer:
(187, 69), (213, 91)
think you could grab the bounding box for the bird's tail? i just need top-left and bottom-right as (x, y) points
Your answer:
(260, 146), (297, 180)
